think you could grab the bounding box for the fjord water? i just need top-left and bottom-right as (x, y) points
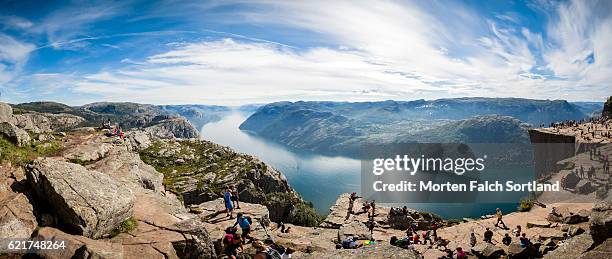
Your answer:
(200, 112), (517, 219)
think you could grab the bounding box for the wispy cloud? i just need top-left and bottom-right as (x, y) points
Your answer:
(0, 33), (34, 85)
(2, 0), (611, 104)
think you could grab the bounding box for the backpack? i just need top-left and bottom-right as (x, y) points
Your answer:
(245, 216), (253, 225)
(223, 233), (233, 244)
(260, 248), (282, 259)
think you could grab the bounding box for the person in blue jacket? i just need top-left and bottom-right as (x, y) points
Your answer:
(223, 188), (234, 219)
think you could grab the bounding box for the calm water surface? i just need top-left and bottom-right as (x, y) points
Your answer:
(200, 112), (517, 218)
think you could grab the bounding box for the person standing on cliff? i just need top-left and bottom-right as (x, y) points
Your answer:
(231, 185), (241, 209)
(494, 208), (508, 229)
(224, 188), (234, 219)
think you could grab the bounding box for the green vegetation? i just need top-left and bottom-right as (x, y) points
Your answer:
(518, 197), (534, 212)
(139, 140), (251, 196)
(139, 139), (324, 227)
(265, 192), (324, 227)
(0, 136), (63, 166)
(110, 217), (138, 237)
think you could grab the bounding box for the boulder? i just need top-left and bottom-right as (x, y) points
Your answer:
(568, 225), (585, 237)
(527, 220), (551, 228)
(32, 227), (124, 259)
(63, 142), (113, 163)
(87, 148), (165, 193)
(144, 117), (199, 139)
(12, 112), (84, 133)
(127, 130), (152, 151)
(471, 243), (505, 258)
(575, 180), (595, 194)
(564, 210), (590, 224)
(26, 158), (134, 239)
(508, 243), (539, 258)
(589, 202), (612, 244)
(0, 122), (31, 147)
(0, 192), (38, 238)
(338, 221), (372, 241)
(543, 233), (594, 258)
(0, 102), (12, 123)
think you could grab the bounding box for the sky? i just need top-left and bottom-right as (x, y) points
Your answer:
(0, 0), (610, 105)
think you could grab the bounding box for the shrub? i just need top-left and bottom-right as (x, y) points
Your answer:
(518, 197), (534, 212)
(110, 217), (138, 237)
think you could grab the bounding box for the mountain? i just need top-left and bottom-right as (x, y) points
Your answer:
(571, 101), (604, 118)
(159, 104), (232, 129)
(11, 102), (199, 138)
(240, 98), (590, 157)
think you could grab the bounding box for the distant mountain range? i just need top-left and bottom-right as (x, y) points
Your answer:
(239, 98), (600, 157)
(11, 102), (233, 130)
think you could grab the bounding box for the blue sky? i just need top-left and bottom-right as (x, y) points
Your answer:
(0, 0), (610, 105)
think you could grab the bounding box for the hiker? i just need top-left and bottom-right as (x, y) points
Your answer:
(367, 218), (375, 236)
(371, 200), (376, 216)
(434, 236), (449, 250)
(223, 188), (234, 218)
(494, 208), (507, 229)
(512, 225), (522, 237)
(350, 192), (359, 201)
(483, 228), (493, 243)
(362, 202), (371, 214)
(281, 247), (295, 259)
(519, 233), (531, 248)
(412, 232), (420, 244)
(253, 240), (282, 259)
(232, 213), (253, 242)
(221, 228), (243, 259)
(455, 247), (466, 259)
(231, 185), (241, 209)
(402, 206), (408, 215)
(431, 222), (438, 237)
(502, 233), (512, 246)
(470, 232), (476, 247)
(423, 230), (432, 245)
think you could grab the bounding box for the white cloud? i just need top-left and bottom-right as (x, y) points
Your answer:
(0, 33), (34, 86)
(7, 0), (612, 104)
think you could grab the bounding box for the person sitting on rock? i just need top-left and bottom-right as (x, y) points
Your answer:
(494, 208), (508, 229)
(253, 240), (282, 259)
(483, 228), (493, 243)
(502, 233), (512, 246)
(512, 225), (522, 237)
(519, 233), (531, 248)
(341, 236), (362, 249)
(221, 230), (243, 259)
(455, 247), (466, 259)
(233, 213), (253, 242)
(223, 188), (234, 219)
(281, 247), (295, 259)
(434, 236), (449, 250)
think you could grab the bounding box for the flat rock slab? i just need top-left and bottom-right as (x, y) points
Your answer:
(27, 158), (134, 239)
(33, 227), (124, 259)
(0, 192), (38, 238)
(527, 220), (551, 228)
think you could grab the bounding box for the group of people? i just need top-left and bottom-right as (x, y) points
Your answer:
(223, 186), (242, 219)
(575, 164), (598, 179)
(220, 185), (295, 259)
(221, 226), (295, 259)
(545, 117), (612, 142)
